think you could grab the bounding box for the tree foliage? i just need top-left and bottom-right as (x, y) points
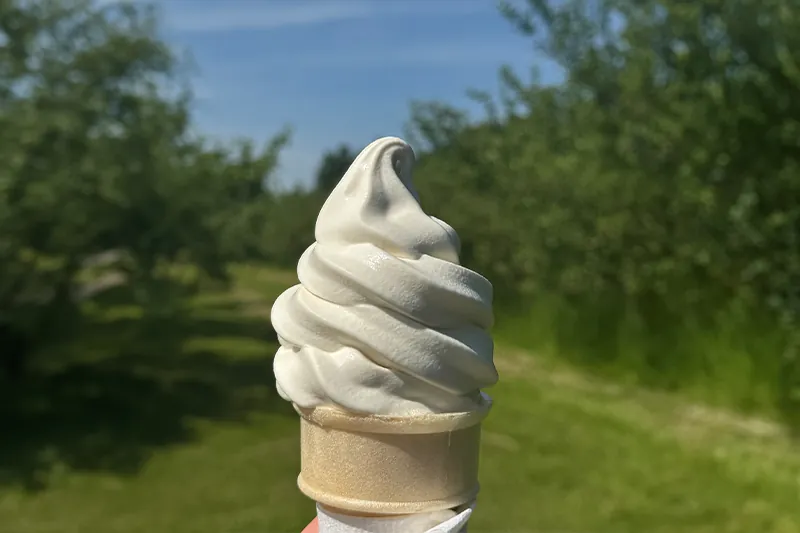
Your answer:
(0, 0), (287, 372)
(406, 0), (800, 423)
(4, 0), (798, 425)
(314, 144), (356, 193)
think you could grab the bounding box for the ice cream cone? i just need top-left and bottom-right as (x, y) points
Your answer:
(271, 137), (498, 530)
(295, 394), (492, 516)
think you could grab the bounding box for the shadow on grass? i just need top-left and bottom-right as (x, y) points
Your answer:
(0, 275), (292, 492)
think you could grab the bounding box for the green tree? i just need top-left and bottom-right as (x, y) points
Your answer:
(409, 0), (800, 425)
(0, 0), (287, 377)
(259, 188), (321, 268)
(315, 144), (356, 193)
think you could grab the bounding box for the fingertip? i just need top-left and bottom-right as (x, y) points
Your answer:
(301, 516), (319, 533)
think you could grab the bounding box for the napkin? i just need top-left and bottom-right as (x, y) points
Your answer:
(316, 502), (475, 533)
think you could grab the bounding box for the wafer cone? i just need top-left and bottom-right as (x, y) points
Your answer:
(294, 395), (492, 516)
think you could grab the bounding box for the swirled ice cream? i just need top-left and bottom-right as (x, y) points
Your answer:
(271, 137), (497, 416)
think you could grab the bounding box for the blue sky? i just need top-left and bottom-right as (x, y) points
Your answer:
(152, 0), (562, 188)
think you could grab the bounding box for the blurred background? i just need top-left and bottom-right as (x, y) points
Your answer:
(1, 0), (799, 532)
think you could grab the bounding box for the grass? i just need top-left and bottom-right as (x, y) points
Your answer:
(1, 264), (799, 533)
(477, 351), (800, 532)
(494, 292), (792, 421)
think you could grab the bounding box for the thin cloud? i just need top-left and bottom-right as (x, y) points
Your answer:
(192, 82), (214, 101)
(160, 0), (490, 33)
(166, 1), (371, 33)
(267, 39), (527, 68)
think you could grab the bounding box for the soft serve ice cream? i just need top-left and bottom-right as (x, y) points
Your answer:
(271, 137), (497, 531)
(271, 136), (497, 416)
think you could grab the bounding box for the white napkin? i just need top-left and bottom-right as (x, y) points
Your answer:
(316, 502), (475, 533)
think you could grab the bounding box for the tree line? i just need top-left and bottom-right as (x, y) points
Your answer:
(0, 0), (289, 375)
(405, 0), (800, 426)
(2, 0), (798, 428)
(288, 0), (800, 425)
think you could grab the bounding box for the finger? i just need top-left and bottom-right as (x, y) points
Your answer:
(301, 517), (319, 533)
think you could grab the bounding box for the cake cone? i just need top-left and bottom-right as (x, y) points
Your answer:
(295, 395), (492, 516)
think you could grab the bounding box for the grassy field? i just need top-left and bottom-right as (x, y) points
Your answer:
(1, 265), (799, 533)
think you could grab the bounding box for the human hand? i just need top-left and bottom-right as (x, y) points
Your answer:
(301, 517), (319, 533)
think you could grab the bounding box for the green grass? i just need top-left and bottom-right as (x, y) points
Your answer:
(477, 351), (800, 532)
(495, 292), (792, 421)
(1, 265), (799, 533)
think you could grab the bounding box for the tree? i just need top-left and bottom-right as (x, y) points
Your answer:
(408, 0), (800, 424)
(315, 144), (356, 193)
(0, 0), (287, 377)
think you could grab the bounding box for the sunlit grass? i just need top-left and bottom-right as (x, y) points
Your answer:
(1, 266), (798, 533)
(495, 292), (790, 419)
